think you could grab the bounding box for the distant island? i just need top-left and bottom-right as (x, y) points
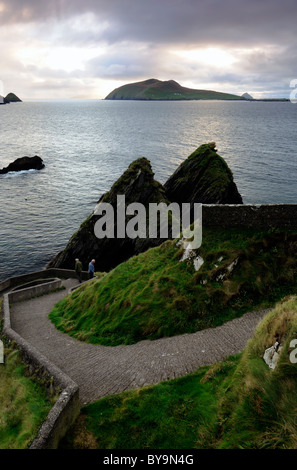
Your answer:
(240, 91), (289, 102)
(105, 78), (244, 101)
(0, 92), (22, 105)
(105, 79), (290, 102)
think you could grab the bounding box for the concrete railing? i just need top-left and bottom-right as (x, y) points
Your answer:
(1, 278), (81, 449)
(9, 278), (62, 303)
(0, 268), (89, 296)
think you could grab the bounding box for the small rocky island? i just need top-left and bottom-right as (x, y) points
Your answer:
(48, 143), (242, 272)
(0, 92), (22, 104)
(0, 156), (44, 174)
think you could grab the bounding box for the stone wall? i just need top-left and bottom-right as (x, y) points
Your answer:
(0, 268), (89, 296)
(202, 204), (297, 230)
(9, 278), (62, 303)
(2, 289), (80, 449)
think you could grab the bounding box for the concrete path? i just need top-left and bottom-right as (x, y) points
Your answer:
(10, 278), (270, 405)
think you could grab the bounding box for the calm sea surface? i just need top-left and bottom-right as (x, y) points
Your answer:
(0, 99), (297, 281)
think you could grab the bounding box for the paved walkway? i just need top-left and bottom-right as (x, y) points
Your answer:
(10, 278), (270, 405)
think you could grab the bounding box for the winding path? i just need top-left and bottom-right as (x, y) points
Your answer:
(10, 278), (270, 405)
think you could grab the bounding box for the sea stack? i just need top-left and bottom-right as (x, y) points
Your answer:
(164, 142), (243, 208)
(47, 158), (169, 272)
(48, 143), (243, 272)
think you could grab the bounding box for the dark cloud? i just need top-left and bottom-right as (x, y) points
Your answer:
(1, 0), (297, 48)
(1, 0), (297, 98)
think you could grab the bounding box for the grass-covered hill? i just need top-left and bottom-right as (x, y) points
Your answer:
(105, 78), (243, 101)
(61, 296), (297, 449)
(49, 228), (297, 346)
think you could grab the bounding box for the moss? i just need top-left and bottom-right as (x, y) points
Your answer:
(101, 158), (154, 203)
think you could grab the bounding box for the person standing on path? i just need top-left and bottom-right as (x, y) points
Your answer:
(88, 259), (96, 279)
(75, 258), (83, 283)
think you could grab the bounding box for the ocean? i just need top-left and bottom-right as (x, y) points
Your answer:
(0, 99), (297, 281)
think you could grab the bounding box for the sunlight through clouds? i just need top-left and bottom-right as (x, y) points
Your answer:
(0, 0), (296, 99)
(174, 48), (237, 69)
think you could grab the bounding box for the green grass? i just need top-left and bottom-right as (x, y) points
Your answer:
(0, 341), (54, 449)
(61, 358), (235, 449)
(61, 297), (297, 449)
(49, 228), (297, 346)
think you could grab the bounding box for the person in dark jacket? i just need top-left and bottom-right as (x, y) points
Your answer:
(75, 258), (83, 283)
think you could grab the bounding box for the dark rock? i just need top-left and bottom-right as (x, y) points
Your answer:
(0, 156), (45, 174)
(164, 143), (243, 211)
(48, 144), (243, 272)
(47, 158), (170, 272)
(5, 93), (22, 103)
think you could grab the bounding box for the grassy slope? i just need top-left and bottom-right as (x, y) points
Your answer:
(50, 228), (297, 346)
(0, 343), (53, 449)
(61, 296), (297, 449)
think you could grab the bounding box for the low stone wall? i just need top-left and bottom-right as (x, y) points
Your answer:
(0, 268), (89, 296)
(9, 278), (62, 303)
(202, 204), (297, 230)
(2, 290), (80, 449)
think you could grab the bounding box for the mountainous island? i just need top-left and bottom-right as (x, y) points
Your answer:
(105, 78), (244, 101)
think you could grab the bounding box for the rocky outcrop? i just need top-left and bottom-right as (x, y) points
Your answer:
(0, 93), (22, 104)
(48, 158), (170, 272)
(0, 156), (44, 174)
(5, 93), (22, 103)
(164, 143), (243, 211)
(48, 144), (243, 272)
(241, 92), (254, 100)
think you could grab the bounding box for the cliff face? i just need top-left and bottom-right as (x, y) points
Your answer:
(48, 144), (243, 272)
(164, 143), (243, 207)
(48, 158), (170, 272)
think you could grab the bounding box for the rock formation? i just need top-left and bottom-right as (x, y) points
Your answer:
(0, 156), (44, 174)
(47, 158), (170, 272)
(164, 143), (243, 210)
(241, 92), (254, 100)
(0, 93), (22, 104)
(48, 143), (243, 272)
(5, 93), (22, 103)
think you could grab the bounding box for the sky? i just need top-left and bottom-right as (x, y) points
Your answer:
(0, 0), (297, 100)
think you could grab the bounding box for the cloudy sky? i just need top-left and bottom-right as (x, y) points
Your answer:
(0, 0), (297, 99)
